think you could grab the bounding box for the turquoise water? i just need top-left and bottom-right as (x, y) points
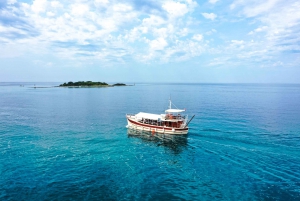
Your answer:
(0, 83), (300, 200)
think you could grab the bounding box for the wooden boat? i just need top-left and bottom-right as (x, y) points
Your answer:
(126, 100), (194, 134)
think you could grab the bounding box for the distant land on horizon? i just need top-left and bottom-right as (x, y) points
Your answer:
(0, 82), (300, 86)
(59, 81), (127, 87)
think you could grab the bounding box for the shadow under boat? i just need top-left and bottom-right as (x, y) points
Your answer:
(127, 128), (188, 154)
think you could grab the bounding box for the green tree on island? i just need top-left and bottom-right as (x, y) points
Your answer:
(113, 83), (126, 86)
(59, 81), (127, 87)
(59, 81), (109, 87)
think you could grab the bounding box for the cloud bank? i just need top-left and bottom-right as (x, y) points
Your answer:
(0, 0), (299, 70)
(0, 0), (205, 63)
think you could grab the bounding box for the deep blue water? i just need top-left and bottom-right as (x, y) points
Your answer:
(0, 82), (300, 200)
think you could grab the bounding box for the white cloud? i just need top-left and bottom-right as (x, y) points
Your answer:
(95, 0), (109, 4)
(152, 27), (169, 39)
(202, 12), (217, 20)
(230, 40), (245, 49)
(31, 0), (47, 13)
(208, 57), (230, 66)
(113, 3), (132, 12)
(50, 1), (63, 8)
(7, 0), (17, 4)
(2, 0), (298, 74)
(231, 40), (244, 45)
(141, 39), (206, 63)
(162, 0), (197, 18)
(178, 28), (189, 37)
(71, 4), (89, 16)
(149, 38), (168, 51)
(0, 0), (204, 64)
(46, 11), (55, 17)
(209, 0), (219, 4)
(162, 1), (189, 17)
(192, 34), (203, 41)
(206, 29), (217, 35)
(247, 1), (278, 17)
(142, 15), (165, 27)
(0, 24), (30, 37)
(248, 26), (268, 35)
(230, 0), (300, 57)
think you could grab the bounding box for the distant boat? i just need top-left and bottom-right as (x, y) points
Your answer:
(126, 99), (194, 134)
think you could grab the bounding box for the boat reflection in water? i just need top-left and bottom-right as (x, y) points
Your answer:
(127, 128), (188, 154)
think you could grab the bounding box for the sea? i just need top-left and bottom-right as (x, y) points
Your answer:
(0, 82), (300, 201)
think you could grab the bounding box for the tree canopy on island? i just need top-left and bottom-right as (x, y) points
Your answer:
(59, 81), (127, 87)
(60, 81), (108, 86)
(113, 83), (126, 86)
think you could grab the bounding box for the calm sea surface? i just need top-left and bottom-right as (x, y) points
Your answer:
(0, 83), (300, 200)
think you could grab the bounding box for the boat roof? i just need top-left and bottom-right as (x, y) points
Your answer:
(135, 112), (163, 120)
(165, 109), (185, 113)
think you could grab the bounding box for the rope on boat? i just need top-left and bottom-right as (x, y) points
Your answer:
(184, 115), (195, 128)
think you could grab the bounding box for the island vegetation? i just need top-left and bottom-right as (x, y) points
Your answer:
(59, 81), (108, 87)
(113, 83), (126, 86)
(59, 81), (127, 87)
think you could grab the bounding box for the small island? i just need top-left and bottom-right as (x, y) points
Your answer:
(113, 83), (126, 86)
(59, 81), (128, 87)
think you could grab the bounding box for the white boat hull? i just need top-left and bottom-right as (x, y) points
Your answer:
(126, 118), (188, 135)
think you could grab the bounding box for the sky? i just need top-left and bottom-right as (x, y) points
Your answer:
(0, 0), (300, 83)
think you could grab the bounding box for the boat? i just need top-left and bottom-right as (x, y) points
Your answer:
(126, 99), (194, 135)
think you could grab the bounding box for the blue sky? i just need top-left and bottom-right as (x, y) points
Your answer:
(0, 0), (299, 83)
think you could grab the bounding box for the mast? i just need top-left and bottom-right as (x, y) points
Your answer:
(169, 96), (172, 109)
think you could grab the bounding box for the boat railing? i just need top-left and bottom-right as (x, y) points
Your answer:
(165, 114), (186, 120)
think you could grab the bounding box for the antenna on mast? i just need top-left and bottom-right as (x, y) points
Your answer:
(169, 95), (171, 109)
